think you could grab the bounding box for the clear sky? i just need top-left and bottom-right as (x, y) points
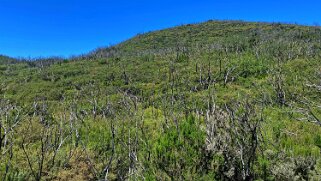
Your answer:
(1, 0), (320, 58)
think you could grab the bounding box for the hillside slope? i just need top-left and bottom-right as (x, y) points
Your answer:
(94, 20), (321, 58)
(0, 20), (321, 180)
(0, 55), (19, 64)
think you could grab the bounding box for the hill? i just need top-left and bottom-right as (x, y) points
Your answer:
(0, 55), (19, 64)
(0, 20), (321, 180)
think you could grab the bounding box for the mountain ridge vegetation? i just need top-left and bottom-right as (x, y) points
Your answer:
(0, 20), (321, 180)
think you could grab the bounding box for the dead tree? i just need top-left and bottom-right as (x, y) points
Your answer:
(297, 71), (321, 126)
(0, 99), (21, 179)
(206, 100), (263, 180)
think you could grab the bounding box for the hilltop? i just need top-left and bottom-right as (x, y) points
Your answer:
(0, 20), (321, 180)
(0, 55), (19, 64)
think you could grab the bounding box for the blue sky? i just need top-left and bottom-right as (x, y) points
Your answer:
(0, 0), (320, 58)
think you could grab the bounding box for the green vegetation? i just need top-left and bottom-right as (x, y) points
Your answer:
(0, 20), (321, 180)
